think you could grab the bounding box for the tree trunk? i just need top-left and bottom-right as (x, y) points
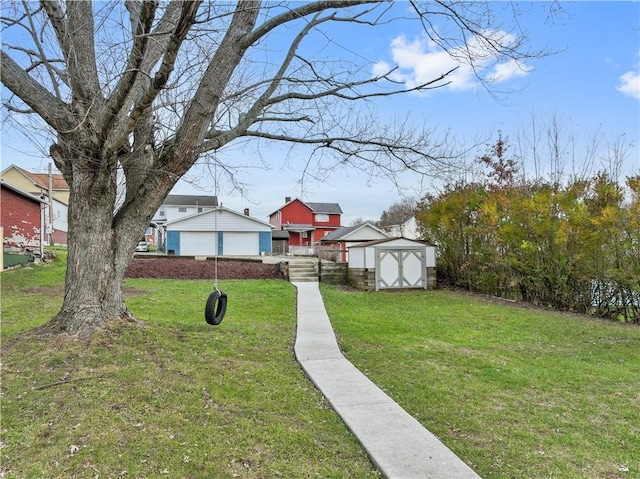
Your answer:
(45, 153), (145, 338)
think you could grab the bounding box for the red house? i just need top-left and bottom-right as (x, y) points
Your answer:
(268, 197), (343, 247)
(1, 181), (46, 255)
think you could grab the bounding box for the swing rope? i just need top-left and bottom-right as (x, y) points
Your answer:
(213, 203), (219, 292)
(205, 165), (227, 325)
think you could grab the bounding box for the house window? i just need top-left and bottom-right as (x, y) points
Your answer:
(315, 213), (329, 222)
(302, 231), (308, 238)
(178, 207), (187, 213)
(198, 207), (203, 213)
(159, 210), (165, 217)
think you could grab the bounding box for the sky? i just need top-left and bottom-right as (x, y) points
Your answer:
(2, 1), (639, 226)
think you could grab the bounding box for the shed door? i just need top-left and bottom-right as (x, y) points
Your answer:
(375, 247), (427, 291)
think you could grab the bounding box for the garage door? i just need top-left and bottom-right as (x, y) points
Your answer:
(222, 232), (259, 256)
(375, 247), (427, 291)
(180, 232), (217, 256)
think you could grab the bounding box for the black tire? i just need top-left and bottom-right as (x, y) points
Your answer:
(205, 290), (227, 325)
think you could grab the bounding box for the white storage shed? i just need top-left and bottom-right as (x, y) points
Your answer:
(348, 237), (436, 291)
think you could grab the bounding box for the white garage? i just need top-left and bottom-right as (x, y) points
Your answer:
(222, 231), (259, 256)
(166, 207), (273, 256)
(179, 231), (217, 256)
(348, 237), (437, 291)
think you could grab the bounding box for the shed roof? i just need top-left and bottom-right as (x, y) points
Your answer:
(348, 237), (435, 248)
(272, 230), (290, 240)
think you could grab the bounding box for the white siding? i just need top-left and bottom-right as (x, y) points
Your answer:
(348, 246), (366, 268)
(346, 226), (389, 241)
(425, 245), (436, 267)
(162, 205), (213, 223)
(349, 239), (436, 269)
(167, 209), (272, 232)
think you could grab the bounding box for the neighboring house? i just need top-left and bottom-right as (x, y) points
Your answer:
(165, 206), (273, 256)
(1, 181), (46, 256)
(153, 194), (218, 223)
(152, 194), (218, 250)
(268, 197), (343, 251)
(1, 164), (69, 244)
(1, 164), (70, 204)
(347, 237), (437, 291)
(379, 215), (421, 240)
(319, 222), (390, 262)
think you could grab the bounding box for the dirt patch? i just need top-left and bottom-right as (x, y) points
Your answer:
(125, 257), (285, 281)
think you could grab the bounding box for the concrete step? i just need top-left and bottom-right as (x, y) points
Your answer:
(288, 262), (319, 282)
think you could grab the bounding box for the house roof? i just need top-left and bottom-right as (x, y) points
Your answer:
(1, 180), (47, 204)
(2, 164), (69, 191)
(306, 202), (343, 214)
(165, 206), (273, 228)
(162, 194), (218, 207)
(268, 198), (343, 216)
(320, 223), (388, 242)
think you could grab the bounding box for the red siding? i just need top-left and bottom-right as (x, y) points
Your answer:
(52, 229), (68, 245)
(280, 200), (313, 224)
(289, 231), (305, 247)
(270, 199), (342, 246)
(1, 186), (43, 249)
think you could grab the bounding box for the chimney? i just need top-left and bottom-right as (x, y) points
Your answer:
(285, 196), (291, 203)
(244, 208), (250, 216)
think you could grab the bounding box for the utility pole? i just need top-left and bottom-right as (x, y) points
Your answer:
(48, 162), (54, 245)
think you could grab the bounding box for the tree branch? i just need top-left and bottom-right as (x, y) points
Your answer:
(102, 2), (184, 155)
(170, 0), (258, 167)
(0, 50), (73, 130)
(43, 1), (102, 104)
(99, 0), (158, 142)
(244, 0), (387, 47)
(123, 0), (202, 145)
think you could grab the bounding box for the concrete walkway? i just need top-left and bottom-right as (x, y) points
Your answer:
(292, 281), (482, 479)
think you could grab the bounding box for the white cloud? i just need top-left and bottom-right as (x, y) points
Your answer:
(617, 70), (640, 100)
(373, 31), (533, 93)
(486, 59), (533, 83)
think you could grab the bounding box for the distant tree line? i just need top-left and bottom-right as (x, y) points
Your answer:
(416, 136), (640, 323)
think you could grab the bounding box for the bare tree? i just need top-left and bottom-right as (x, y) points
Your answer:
(1, 1), (554, 338)
(378, 198), (417, 227)
(349, 217), (378, 227)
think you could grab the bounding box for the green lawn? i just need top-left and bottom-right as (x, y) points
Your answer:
(321, 285), (640, 479)
(1, 253), (378, 478)
(2, 253), (639, 478)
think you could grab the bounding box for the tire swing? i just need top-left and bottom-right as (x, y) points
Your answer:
(205, 201), (227, 326)
(205, 287), (227, 326)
